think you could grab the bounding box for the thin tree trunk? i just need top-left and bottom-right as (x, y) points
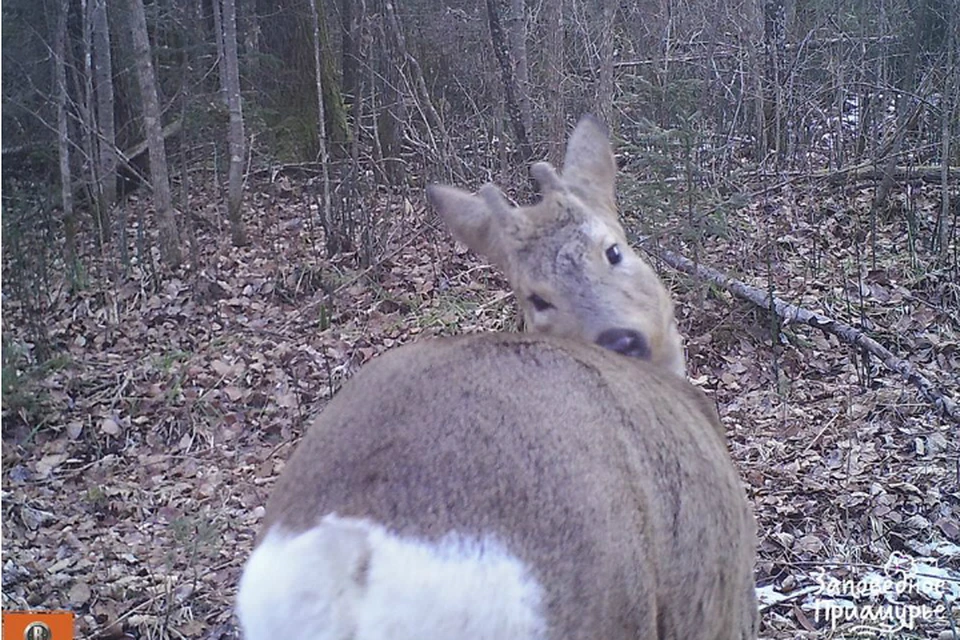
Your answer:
(222, 0), (248, 246)
(383, 1), (448, 153)
(341, 0), (358, 104)
(868, 5), (924, 269)
(128, 0), (182, 267)
(507, 0), (531, 134)
(212, 0), (228, 102)
(242, 2), (260, 87)
(936, 5), (956, 261)
(180, 78), (200, 273)
(375, 3), (405, 186)
(937, 99), (950, 258)
(308, 0), (336, 254)
(543, 0), (564, 165)
(92, 0), (117, 231)
(596, 0), (616, 126)
(314, 1), (350, 146)
(352, 0), (369, 263)
(54, 0), (77, 275)
(78, 0), (107, 241)
(486, 0), (533, 162)
(762, 0), (786, 159)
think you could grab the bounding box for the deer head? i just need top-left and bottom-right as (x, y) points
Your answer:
(428, 115), (685, 377)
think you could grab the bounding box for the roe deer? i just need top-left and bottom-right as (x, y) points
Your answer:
(236, 117), (759, 640)
(427, 115), (685, 377)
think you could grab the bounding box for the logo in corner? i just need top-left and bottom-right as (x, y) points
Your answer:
(2, 611), (73, 640)
(25, 621), (53, 640)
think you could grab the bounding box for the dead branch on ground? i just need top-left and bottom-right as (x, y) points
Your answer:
(645, 243), (959, 423)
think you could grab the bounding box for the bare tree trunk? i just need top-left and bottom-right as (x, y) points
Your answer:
(128, 0), (182, 267)
(744, 32), (766, 161)
(242, 2), (261, 87)
(938, 84), (952, 259)
(383, 1), (448, 153)
(92, 0), (117, 230)
(543, 0), (564, 164)
(54, 0), (76, 274)
(180, 77), (200, 273)
(374, 2), (405, 185)
(938, 18), (957, 261)
(77, 0), (107, 241)
(486, 0), (533, 162)
(308, 0), (336, 254)
(344, 0), (366, 261)
(507, 0), (532, 134)
(596, 0), (616, 126)
(868, 2), (925, 269)
(221, 0), (248, 246)
(341, 0), (358, 103)
(762, 0), (786, 160)
(314, 1), (350, 147)
(212, 0), (228, 102)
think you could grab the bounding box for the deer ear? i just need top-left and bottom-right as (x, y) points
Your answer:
(427, 184), (520, 270)
(531, 162), (565, 195)
(561, 115), (617, 215)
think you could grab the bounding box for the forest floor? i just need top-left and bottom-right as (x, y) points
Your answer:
(2, 170), (959, 639)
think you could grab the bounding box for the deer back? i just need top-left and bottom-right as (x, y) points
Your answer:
(238, 333), (758, 640)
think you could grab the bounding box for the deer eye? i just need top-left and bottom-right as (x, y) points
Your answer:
(528, 294), (553, 312)
(605, 244), (623, 265)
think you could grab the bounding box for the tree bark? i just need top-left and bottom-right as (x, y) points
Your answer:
(762, 0), (786, 159)
(54, 0), (76, 273)
(383, 1), (448, 155)
(314, 0), (350, 146)
(212, 0), (228, 102)
(222, 0), (248, 246)
(127, 0), (182, 267)
(507, 0), (531, 134)
(308, 0), (337, 254)
(543, 0), (564, 165)
(341, 0), (358, 103)
(486, 0), (533, 162)
(241, 1), (261, 87)
(596, 0), (616, 126)
(937, 14), (956, 259)
(77, 0), (107, 241)
(375, 2), (405, 185)
(92, 0), (117, 228)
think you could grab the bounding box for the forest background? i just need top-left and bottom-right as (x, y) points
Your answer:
(2, 0), (958, 637)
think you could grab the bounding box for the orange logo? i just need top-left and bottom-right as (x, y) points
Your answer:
(2, 611), (74, 640)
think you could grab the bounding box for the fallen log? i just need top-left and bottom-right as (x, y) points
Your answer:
(646, 243), (959, 423)
(814, 165), (959, 186)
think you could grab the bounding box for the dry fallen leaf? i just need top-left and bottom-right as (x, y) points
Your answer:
(211, 359), (236, 377)
(223, 385), (245, 401)
(68, 581), (92, 605)
(795, 535), (823, 554)
(67, 421), (84, 439)
(35, 453), (68, 478)
(100, 417), (122, 436)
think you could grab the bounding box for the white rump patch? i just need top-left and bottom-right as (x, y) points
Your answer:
(236, 514), (546, 640)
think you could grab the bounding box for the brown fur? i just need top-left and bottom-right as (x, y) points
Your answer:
(247, 115), (757, 639)
(427, 115), (685, 376)
(260, 332), (758, 639)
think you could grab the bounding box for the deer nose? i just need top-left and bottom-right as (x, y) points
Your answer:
(596, 328), (651, 359)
